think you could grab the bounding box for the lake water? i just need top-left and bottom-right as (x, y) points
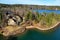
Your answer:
(17, 10), (60, 40)
(17, 26), (60, 40)
(33, 10), (60, 14)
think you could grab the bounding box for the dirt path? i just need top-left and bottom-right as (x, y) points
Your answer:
(26, 22), (60, 30)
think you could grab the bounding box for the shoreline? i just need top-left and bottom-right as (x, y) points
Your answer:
(2, 26), (26, 36)
(26, 22), (60, 31)
(1, 22), (60, 36)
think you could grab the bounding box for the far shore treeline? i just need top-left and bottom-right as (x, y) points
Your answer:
(0, 3), (60, 10)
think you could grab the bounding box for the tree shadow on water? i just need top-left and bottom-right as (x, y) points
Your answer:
(7, 36), (18, 40)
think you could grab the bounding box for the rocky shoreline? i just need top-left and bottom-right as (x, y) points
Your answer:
(1, 26), (26, 36)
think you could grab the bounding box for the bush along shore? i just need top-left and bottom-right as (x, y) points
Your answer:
(0, 11), (60, 36)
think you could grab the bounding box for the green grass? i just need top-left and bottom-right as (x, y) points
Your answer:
(24, 11), (60, 27)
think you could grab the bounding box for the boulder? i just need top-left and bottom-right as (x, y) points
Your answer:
(8, 19), (16, 26)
